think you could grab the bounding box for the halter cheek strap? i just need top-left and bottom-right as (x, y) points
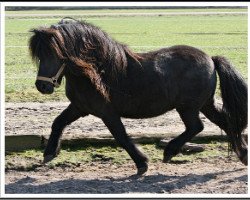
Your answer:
(36, 63), (66, 88)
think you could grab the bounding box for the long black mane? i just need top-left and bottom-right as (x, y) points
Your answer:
(29, 19), (141, 100)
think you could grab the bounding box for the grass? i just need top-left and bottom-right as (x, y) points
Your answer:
(5, 8), (247, 102)
(5, 139), (232, 171)
(5, 7), (247, 16)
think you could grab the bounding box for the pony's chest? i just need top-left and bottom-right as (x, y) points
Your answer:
(65, 85), (89, 112)
(65, 77), (106, 116)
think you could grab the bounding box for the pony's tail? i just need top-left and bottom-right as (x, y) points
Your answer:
(212, 56), (248, 165)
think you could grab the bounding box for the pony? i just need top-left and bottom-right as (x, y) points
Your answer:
(29, 18), (248, 175)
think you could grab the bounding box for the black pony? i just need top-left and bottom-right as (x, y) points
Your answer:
(29, 18), (248, 175)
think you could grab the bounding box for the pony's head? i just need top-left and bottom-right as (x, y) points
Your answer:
(29, 27), (66, 94)
(29, 19), (142, 99)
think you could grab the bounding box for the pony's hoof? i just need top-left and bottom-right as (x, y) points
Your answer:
(43, 155), (55, 164)
(241, 154), (248, 166)
(163, 154), (173, 163)
(137, 165), (148, 176)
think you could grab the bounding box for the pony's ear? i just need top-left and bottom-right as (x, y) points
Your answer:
(30, 28), (53, 36)
(30, 28), (40, 34)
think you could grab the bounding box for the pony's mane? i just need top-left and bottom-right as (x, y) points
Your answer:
(29, 19), (142, 100)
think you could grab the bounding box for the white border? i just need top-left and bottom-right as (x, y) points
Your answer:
(1, 1), (249, 198)
(0, 2), (5, 199)
(248, 4), (250, 197)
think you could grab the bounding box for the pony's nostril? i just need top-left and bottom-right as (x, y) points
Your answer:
(35, 81), (41, 89)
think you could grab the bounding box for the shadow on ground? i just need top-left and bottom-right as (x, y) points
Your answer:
(5, 168), (247, 194)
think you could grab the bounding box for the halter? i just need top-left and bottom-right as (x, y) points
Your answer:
(36, 63), (66, 88)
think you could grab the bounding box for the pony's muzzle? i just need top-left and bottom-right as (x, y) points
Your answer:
(35, 80), (54, 94)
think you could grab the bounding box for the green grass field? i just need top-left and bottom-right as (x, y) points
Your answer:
(5, 8), (248, 102)
(5, 8), (247, 16)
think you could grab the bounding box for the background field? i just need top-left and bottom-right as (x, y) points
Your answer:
(5, 7), (248, 102)
(5, 8), (247, 15)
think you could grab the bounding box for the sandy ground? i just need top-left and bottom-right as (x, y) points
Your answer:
(4, 101), (248, 195)
(5, 158), (247, 194)
(5, 101), (223, 136)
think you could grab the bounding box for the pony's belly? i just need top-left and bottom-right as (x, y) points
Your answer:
(120, 111), (170, 119)
(117, 100), (174, 119)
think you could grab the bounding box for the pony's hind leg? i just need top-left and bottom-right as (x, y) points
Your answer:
(201, 99), (248, 165)
(163, 109), (204, 162)
(43, 103), (84, 163)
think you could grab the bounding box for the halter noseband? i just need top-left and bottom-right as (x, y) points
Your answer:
(36, 63), (66, 88)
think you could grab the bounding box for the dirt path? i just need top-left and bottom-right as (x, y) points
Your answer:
(4, 101), (248, 194)
(5, 101), (223, 137)
(5, 157), (247, 194)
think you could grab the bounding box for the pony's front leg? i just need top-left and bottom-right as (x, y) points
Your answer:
(43, 103), (84, 163)
(102, 113), (149, 175)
